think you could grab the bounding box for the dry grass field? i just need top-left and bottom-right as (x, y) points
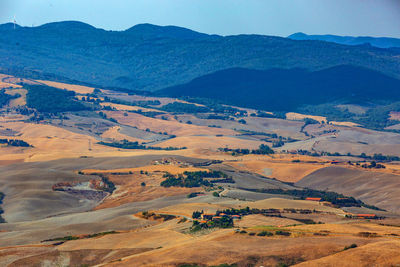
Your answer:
(82, 164), (206, 175)
(237, 214), (300, 227)
(36, 80), (95, 94)
(0, 82), (21, 90)
(100, 102), (162, 112)
(158, 135), (264, 150)
(389, 111), (400, 121)
(104, 110), (236, 136)
(295, 240), (400, 267)
(329, 121), (361, 127)
(297, 166), (400, 213)
(286, 112), (327, 123)
(286, 112), (360, 127)
(4, 88), (27, 107)
(85, 165), (208, 209)
(101, 126), (148, 143)
(227, 154), (328, 182)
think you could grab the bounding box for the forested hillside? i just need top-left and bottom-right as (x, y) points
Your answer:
(0, 21), (400, 91)
(158, 65), (400, 111)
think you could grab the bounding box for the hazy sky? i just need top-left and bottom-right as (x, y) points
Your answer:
(1, 0), (400, 37)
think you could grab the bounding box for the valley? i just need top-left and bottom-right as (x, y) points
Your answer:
(1, 72), (400, 266)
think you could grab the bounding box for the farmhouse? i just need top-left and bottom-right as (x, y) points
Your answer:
(346, 213), (380, 219)
(305, 197), (322, 202)
(356, 214), (377, 219)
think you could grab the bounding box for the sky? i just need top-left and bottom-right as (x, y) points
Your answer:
(0, 0), (400, 38)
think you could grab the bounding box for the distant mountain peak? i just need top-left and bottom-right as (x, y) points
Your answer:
(0, 22), (21, 30)
(125, 23), (208, 39)
(36, 21), (99, 32)
(288, 32), (307, 38)
(288, 32), (400, 49)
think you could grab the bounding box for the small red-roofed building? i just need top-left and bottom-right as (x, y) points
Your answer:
(305, 197), (322, 202)
(356, 214), (377, 219)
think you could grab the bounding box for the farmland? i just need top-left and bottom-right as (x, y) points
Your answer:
(1, 73), (400, 266)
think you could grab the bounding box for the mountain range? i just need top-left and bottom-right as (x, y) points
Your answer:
(0, 21), (400, 91)
(288, 32), (400, 49)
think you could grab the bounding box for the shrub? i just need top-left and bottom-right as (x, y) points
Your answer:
(344, 243), (357, 250)
(161, 102), (210, 113)
(257, 231), (273, 236)
(192, 211), (202, 219)
(187, 192), (198, 198)
(357, 232), (379, 238)
(275, 230), (291, 236)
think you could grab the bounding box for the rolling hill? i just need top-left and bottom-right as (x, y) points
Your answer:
(289, 32), (400, 49)
(0, 21), (400, 91)
(296, 166), (400, 213)
(157, 65), (400, 111)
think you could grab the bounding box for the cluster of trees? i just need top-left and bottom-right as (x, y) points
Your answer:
(238, 130), (298, 148)
(239, 229), (291, 237)
(207, 114), (232, 121)
(128, 109), (165, 118)
(250, 111), (285, 119)
(44, 231), (118, 242)
(81, 96), (101, 105)
(100, 176), (116, 193)
(358, 153), (400, 162)
(292, 149), (400, 162)
(98, 111), (118, 123)
(219, 144), (274, 156)
(299, 101), (400, 131)
(0, 138), (31, 147)
(192, 211), (202, 219)
(160, 102), (210, 113)
(187, 192), (203, 198)
(141, 211), (176, 221)
(160, 170), (231, 188)
(102, 96), (161, 107)
(25, 85), (89, 113)
(0, 89), (20, 107)
(300, 118), (320, 133)
(272, 140), (285, 148)
(361, 161), (386, 169)
(247, 188), (383, 210)
(98, 140), (184, 151)
(160, 172), (210, 187)
(14, 106), (35, 116)
(191, 216), (233, 232)
(181, 97), (247, 117)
